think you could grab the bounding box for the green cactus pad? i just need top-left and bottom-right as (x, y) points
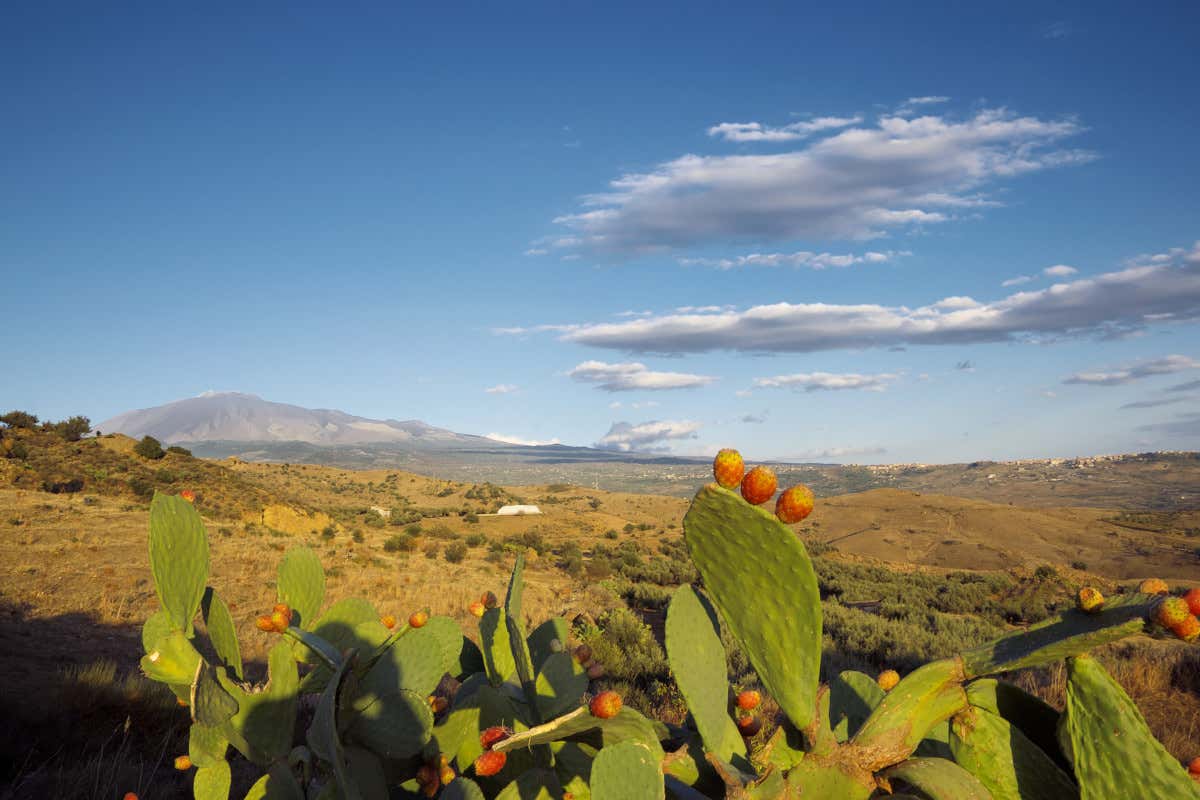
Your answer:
(552, 740), (596, 800)
(242, 764), (304, 800)
(422, 615), (466, 675)
(441, 777), (486, 800)
(480, 607), (516, 686)
(763, 721), (807, 772)
(504, 554), (542, 723)
(364, 618), (452, 699)
(966, 678), (1068, 772)
(534, 651), (589, 720)
(295, 597), (380, 689)
(880, 757), (991, 800)
(829, 670), (885, 742)
(962, 596), (1152, 677)
(189, 722), (229, 768)
(665, 584), (747, 765)
(950, 706), (1078, 800)
(682, 484), (822, 730)
(149, 492), (210, 635)
(201, 588), (243, 680)
(528, 617), (570, 674)
(193, 760), (232, 800)
(851, 658), (968, 771)
(591, 741), (665, 800)
(1064, 655), (1200, 799)
(346, 686), (434, 759)
(494, 769), (561, 800)
(142, 608), (174, 652)
(492, 705), (664, 759)
(191, 661), (239, 728)
(306, 650), (356, 798)
(783, 758), (873, 800)
(141, 629), (203, 685)
(276, 547), (325, 629)
(456, 636), (486, 680)
(344, 747), (389, 800)
(220, 641), (298, 765)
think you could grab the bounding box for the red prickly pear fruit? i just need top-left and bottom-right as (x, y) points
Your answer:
(1173, 614), (1200, 643)
(480, 726), (512, 750)
(1188, 756), (1200, 777)
(124, 794), (139, 800)
(174, 755), (192, 771)
(1139, 578), (1169, 595)
(589, 690), (623, 719)
(481, 591), (499, 609)
(713, 449), (745, 489)
(273, 603), (291, 616)
(736, 690), (761, 710)
(439, 764), (456, 785)
(877, 670), (900, 692)
(176, 697), (188, 707)
(474, 749), (507, 777)
(468, 601), (485, 618)
(736, 714), (762, 737)
(775, 485), (815, 524)
(409, 611), (429, 628)
(428, 695), (449, 714)
(255, 615), (276, 633)
(381, 614), (397, 629)
(415, 763), (440, 797)
(586, 662), (606, 680)
(740, 466), (778, 505)
(180, 490), (195, 503)
(1184, 588), (1200, 616)
(1153, 597), (1190, 629)
(573, 644), (592, 664)
(269, 610), (291, 633)
(1077, 587), (1105, 613)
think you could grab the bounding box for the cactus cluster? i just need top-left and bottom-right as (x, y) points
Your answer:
(139, 438), (1200, 800)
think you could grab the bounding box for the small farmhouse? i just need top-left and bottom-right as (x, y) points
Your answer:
(496, 504), (542, 516)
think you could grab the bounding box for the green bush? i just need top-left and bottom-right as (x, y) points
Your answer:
(465, 533), (486, 547)
(133, 435), (165, 460)
(0, 410), (38, 429)
(444, 541), (468, 563)
(384, 534), (415, 553)
(166, 444), (192, 456)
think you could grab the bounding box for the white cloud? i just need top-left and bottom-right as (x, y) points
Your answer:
(1120, 397), (1191, 410)
(898, 96), (951, 113)
(753, 371), (899, 392)
(485, 433), (562, 446)
(1043, 264), (1078, 278)
(550, 242), (1200, 353)
(675, 305), (732, 313)
(484, 384), (519, 394)
(784, 445), (888, 461)
(1063, 354), (1200, 386)
(523, 248), (549, 256)
(1002, 275), (1034, 287)
(568, 360), (717, 391)
(678, 250), (907, 270)
(550, 108), (1094, 252)
(707, 115), (863, 143)
(595, 419), (701, 452)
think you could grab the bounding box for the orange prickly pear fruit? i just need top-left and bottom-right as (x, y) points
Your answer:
(1184, 588), (1200, 616)
(428, 695), (449, 714)
(176, 697), (188, 707)
(255, 615), (276, 633)
(589, 690), (622, 719)
(775, 484), (815, 523)
(1173, 614), (1200, 643)
(740, 466), (777, 505)
(713, 449), (745, 489)
(1077, 587), (1104, 613)
(381, 614), (397, 629)
(174, 755), (192, 771)
(409, 610), (429, 628)
(480, 726), (512, 750)
(468, 600), (485, 618)
(736, 689), (761, 710)
(736, 714), (762, 737)
(1139, 578), (1169, 595)
(180, 490), (195, 503)
(415, 763), (440, 797)
(473, 749), (507, 777)
(877, 670), (900, 691)
(1153, 596), (1190, 629)
(586, 662), (606, 680)
(269, 610), (291, 632)
(1188, 756), (1200, 778)
(439, 763), (455, 785)
(123, 794), (139, 800)
(481, 591), (499, 609)
(573, 644), (592, 664)
(273, 603), (291, 616)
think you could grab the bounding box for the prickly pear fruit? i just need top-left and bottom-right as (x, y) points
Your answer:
(416, 763), (440, 797)
(775, 484), (815, 523)
(713, 449), (745, 489)
(473, 750), (507, 777)
(174, 755), (192, 771)
(1153, 596), (1189, 628)
(439, 763), (455, 785)
(1077, 587), (1105, 613)
(1140, 578), (1169, 595)
(740, 465), (778, 505)
(1189, 756), (1200, 779)
(124, 793), (138, 800)
(468, 600), (485, 618)
(574, 644), (592, 664)
(272, 603), (290, 615)
(1185, 588), (1200, 616)
(409, 610), (429, 628)
(480, 726), (512, 750)
(1173, 614), (1200, 642)
(481, 591), (499, 609)
(590, 690), (622, 719)
(180, 490), (195, 503)
(269, 610), (291, 633)
(586, 662), (606, 679)
(381, 614), (397, 629)
(736, 714), (762, 737)
(429, 695), (449, 713)
(255, 615), (276, 633)
(877, 669), (900, 692)
(736, 690), (761, 710)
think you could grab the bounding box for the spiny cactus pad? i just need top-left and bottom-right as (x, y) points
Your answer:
(591, 741), (665, 800)
(880, 757), (991, 800)
(683, 483), (821, 730)
(276, 546), (325, 630)
(949, 706), (1078, 800)
(148, 492), (210, 635)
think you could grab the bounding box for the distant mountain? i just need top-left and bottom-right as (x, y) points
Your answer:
(97, 392), (504, 448)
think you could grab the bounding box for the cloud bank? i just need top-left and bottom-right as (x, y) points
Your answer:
(567, 361), (716, 391)
(595, 420), (701, 452)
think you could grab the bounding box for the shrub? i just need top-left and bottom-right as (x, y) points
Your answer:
(444, 541), (468, 563)
(604, 529), (619, 540)
(384, 534), (415, 553)
(127, 476), (155, 500)
(464, 512), (480, 523)
(133, 436), (165, 460)
(465, 533), (486, 548)
(0, 410), (38, 429)
(423, 543), (440, 559)
(352, 529), (364, 544)
(166, 445), (193, 456)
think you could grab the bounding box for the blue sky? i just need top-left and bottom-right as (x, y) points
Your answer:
(3, 2), (1199, 463)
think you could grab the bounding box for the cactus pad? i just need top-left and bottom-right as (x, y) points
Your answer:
(829, 670), (885, 742)
(533, 651), (589, 720)
(201, 588), (242, 680)
(880, 757), (991, 800)
(950, 706), (1078, 800)
(276, 547), (325, 629)
(192, 760), (231, 800)
(148, 492), (210, 635)
(591, 741), (665, 800)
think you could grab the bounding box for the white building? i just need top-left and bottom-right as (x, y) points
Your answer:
(496, 505), (542, 516)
